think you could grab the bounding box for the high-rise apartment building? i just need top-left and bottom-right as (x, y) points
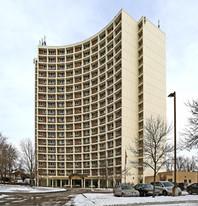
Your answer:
(34, 9), (166, 188)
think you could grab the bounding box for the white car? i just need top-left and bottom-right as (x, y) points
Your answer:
(150, 181), (182, 196)
(113, 185), (140, 197)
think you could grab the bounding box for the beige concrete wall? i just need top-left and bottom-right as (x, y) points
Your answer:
(143, 19), (166, 120)
(142, 18), (166, 180)
(121, 10), (139, 184)
(121, 12), (166, 184)
(145, 171), (198, 185)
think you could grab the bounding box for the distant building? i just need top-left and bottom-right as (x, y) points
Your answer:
(145, 171), (198, 185)
(12, 170), (30, 182)
(34, 9), (166, 188)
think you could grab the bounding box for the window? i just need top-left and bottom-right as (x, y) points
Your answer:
(48, 117), (55, 122)
(59, 118), (64, 122)
(100, 118), (106, 124)
(100, 135), (106, 141)
(84, 107), (89, 112)
(109, 133), (113, 138)
(100, 126), (106, 132)
(100, 101), (106, 107)
(59, 147), (65, 152)
(58, 103), (64, 107)
(38, 147), (43, 151)
(48, 102), (55, 107)
(100, 109), (106, 116)
(48, 140), (55, 145)
(75, 132), (80, 136)
(85, 154), (90, 159)
(48, 133), (55, 137)
(59, 140), (64, 144)
(84, 130), (90, 136)
(59, 133), (65, 137)
(48, 125), (55, 129)
(85, 138), (90, 143)
(84, 114), (90, 120)
(59, 125), (64, 129)
(58, 110), (64, 115)
(48, 147), (55, 152)
(48, 95), (55, 100)
(48, 162), (55, 166)
(38, 117), (43, 121)
(39, 162), (43, 166)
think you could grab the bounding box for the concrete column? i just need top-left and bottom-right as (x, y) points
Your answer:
(81, 179), (83, 188)
(91, 179), (93, 188)
(36, 177), (38, 186)
(60, 180), (62, 188)
(83, 179), (85, 188)
(98, 179), (100, 188)
(52, 179), (54, 187)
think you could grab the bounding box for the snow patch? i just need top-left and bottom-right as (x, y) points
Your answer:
(0, 184), (66, 193)
(74, 193), (198, 206)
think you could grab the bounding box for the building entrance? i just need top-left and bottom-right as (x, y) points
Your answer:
(72, 179), (81, 188)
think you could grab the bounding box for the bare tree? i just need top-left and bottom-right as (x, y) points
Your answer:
(129, 116), (173, 197)
(166, 154), (173, 171)
(98, 158), (126, 188)
(20, 138), (35, 186)
(185, 156), (197, 172)
(182, 99), (198, 149)
(113, 167), (132, 186)
(167, 155), (198, 172)
(99, 158), (110, 188)
(176, 156), (186, 171)
(7, 144), (18, 183)
(0, 133), (7, 182)
(167, 155), (187, 171)
(0, 133), (18, 183)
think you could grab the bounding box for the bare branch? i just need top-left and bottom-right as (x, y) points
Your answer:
(181, 99), (198, 149)
(129, 116), (173, 197)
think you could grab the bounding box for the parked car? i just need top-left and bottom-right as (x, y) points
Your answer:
(113, 185), (140, 197)
(134, 184), (161, 196)
(186, 183), (198, 194)
(177, 182), (188, 191)
(150, 181), (182, 196)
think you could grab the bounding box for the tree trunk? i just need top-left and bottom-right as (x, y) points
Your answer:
(31, 175), (33, 187)
(152, 171), (156, 198)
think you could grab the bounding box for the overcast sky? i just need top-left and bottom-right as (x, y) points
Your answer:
(0, 0), (197, 156)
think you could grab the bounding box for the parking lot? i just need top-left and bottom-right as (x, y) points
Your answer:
(0, 188), (85, 206)
(0, 187), (198, 206)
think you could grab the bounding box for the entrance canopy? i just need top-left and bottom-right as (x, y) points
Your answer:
(69, 174), (86, 180)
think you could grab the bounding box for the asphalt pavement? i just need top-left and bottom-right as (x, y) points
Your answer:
(0, 188), (88, 206)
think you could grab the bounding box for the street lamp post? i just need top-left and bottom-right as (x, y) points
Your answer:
(168, 91), (178, 196)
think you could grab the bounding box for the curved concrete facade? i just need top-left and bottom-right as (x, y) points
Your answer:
(34, 9), (166, 188)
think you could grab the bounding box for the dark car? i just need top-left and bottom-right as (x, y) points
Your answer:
(134, 184), (161, 197)
(177, 183), (188, 191)
(186, 183), (198, 194)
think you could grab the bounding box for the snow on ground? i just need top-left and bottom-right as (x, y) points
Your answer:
(0, 194), (9, 199)
(74, 192), (198, 206)
(0, 184), (66, 193)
